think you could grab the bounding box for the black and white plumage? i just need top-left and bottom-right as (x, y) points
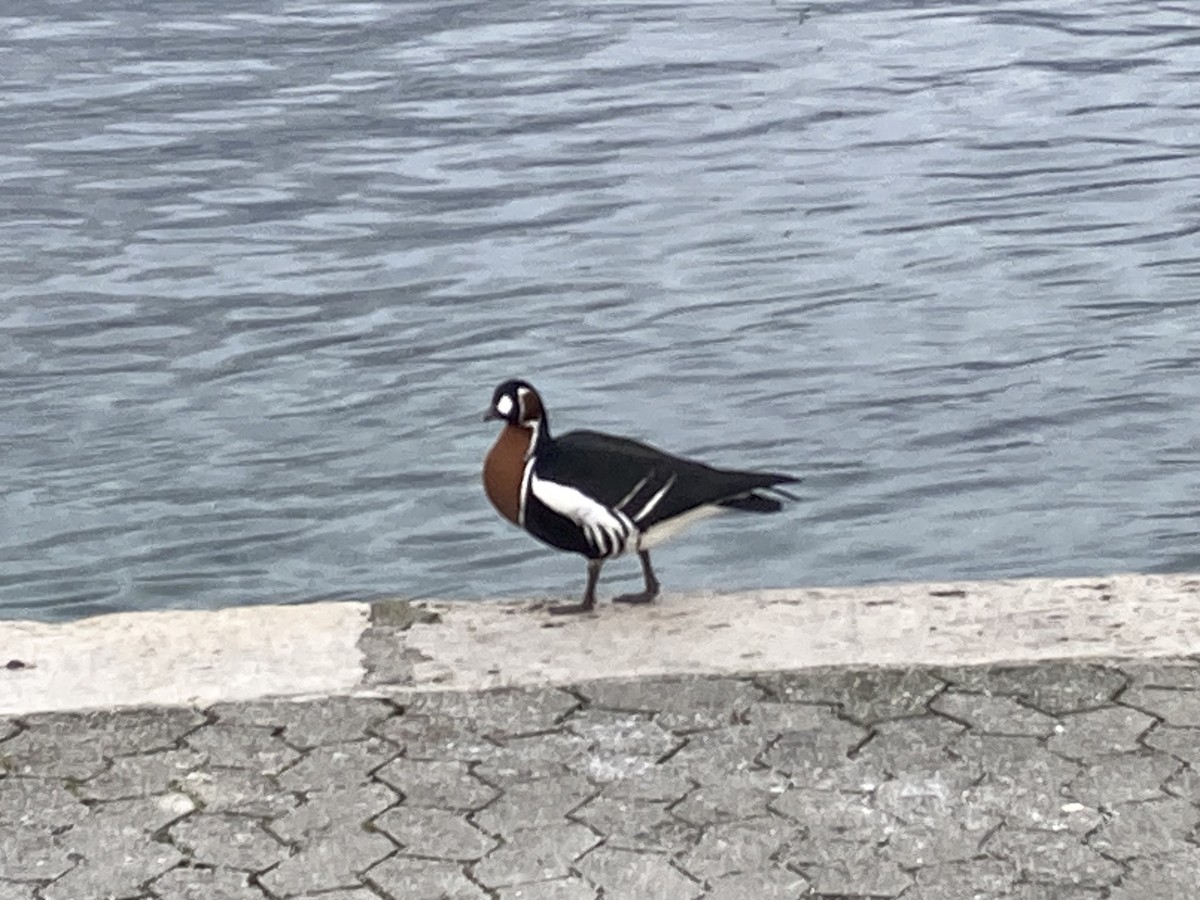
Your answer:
(483, 379), (799, 615)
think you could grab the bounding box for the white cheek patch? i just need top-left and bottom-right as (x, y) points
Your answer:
(496, 394), (514, 417)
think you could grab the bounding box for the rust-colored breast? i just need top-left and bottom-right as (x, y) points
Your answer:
(483, 424), (531, 525)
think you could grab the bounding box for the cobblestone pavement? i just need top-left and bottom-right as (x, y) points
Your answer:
(4, 657), (1200, 899)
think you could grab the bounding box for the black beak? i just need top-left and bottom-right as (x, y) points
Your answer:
(483, 408), (501, 422)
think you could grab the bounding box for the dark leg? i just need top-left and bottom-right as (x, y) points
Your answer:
(613, 550), (660, 605)
(549, 559), (603, 615)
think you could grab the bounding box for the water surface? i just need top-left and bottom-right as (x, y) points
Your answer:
(2, 0), (1199, 620)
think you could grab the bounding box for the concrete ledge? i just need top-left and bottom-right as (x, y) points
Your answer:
(4, 573), (1200, 715)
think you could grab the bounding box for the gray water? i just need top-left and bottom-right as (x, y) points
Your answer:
(2, 0), (1199, 621)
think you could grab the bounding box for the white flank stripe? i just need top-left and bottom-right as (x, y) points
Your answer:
(639, 505), (725, 549)
(616, 473), (651, 512)
(632, 473), (677, 524)
(530, 475), (633, 557)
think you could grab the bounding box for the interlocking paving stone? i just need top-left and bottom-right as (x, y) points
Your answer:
(473, 774), (597, 835)
(1122, 660), (1200, 689)
(495, 878), (598, 900)
(169, 813), (289, 870)
(1108, 846), (1200, 899)
(984, 826), (1124, 888)
(931, 691), (1057, 736)
(936, 662), (1127, 714)
(797, 845), (912, 897)
(1143, 723), (1200, 765)
(1122, 685), (1200, 726)
(4, 707), (202, 780)
(276, 738), (396, 791)
(149, 865), (268, 899)
(185, 724), (300, 774)
(378, 711), (499, 760)
(704, 868), (810, 900)
(1047, 704), (1155, 758)
(256, 829), (395, 896)
(39, 795), (193, 900)
(672, 769), (790, 825)
(1070, 751), (1180, 806)
(573, 795), (699, 853)
(759, 666), (945, 723)
(208, 697), (393, 748)
(473, 823), (600, 887)
(677, 818), (792, 881)
(78, 747), (206, 801)
(577, 677), (761, 731)
(576, 847), (702, 900)
(1088, 796), (1200, 860)
(367, 856), (488, 899)
(374, 806), (499, 860)
(179, 767), (298, 817)
(853, 715), (964, 776)
(269, 782), (397, 844)
(10, 657), (1200, 898)
(405, 687), (579, 736)
(473, 731), (592, 784)
(375, 757), (498, 809)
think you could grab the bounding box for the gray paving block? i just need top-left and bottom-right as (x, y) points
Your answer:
(673, 769), (789, 825)
(759, 712), (869, 782)
(1122, 685), (1200, 727)
(760, 665), (944, 723)
(378, 711), (500, 760)
(3, 708), (200, 780)
(798, 845), (911, 897)
(853, 715), (964, 776)
(1070, 751), (1180, 806)
(473, 774), (597, 835)
(871, 764), (976, 823)
(374, 807), (499, 860)
(496, 878), (598, 900)
(405, 687), (578, 737)
(596, 767), (693, 803)
(375, 757), (497, 809)
(185, 724), (300, 775)
(0, 882), (38, 900)
(179, 767), (297, 817)
(1047, 705), (1155, 759)
(269, 782), (397, 844)
(149, 865), (268, 899)
(170, 813), (288, 870)
(473, 731), (592, 785)
(962, 753), (1094, 833)
(39, 795), (192, 900)
(931, 691), (1057, 736)
(473, 823), (599, 888)
(936, 662), (1126, 714)
(367, 856), (488, 899)
(1122, 660), (1200, 689)
(0, 827), (74, 881)
(576, 847), (702, 900)
(1108, 846), (1200, 899)
(905, 859), (1018, 900)
(703, 868), (810, 900)
(677, 818), (791, 881)
(78, 747), (206, 801)
(985, 826), (1123, 888)
(573, 795), (698, 853)
(566, 708), (678, 759)
(1142, 723), (1200, 766)
(1163, 763), (1200, 802)
(1088, 797), (1200, 860)
(665, 725), (774, 774)
(208, 697), (394, 748)
(257, 829), (395, 896)
(275, 738), (397, 791)
(577, 677), (761, 732)
(772, 787), (897, 851)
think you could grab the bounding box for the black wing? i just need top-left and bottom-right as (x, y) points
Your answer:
(538, 430), (798, 529)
